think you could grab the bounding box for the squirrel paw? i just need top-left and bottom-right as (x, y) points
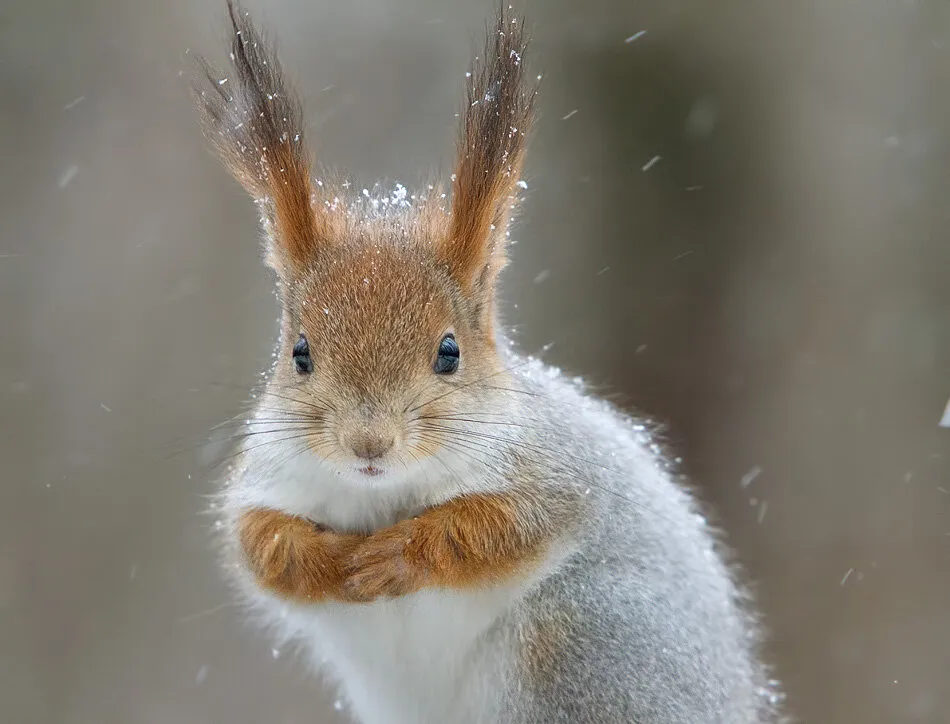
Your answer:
(239, 508), (362, 602)
(344, 522), (428, 601)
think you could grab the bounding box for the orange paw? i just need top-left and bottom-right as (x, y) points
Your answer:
(239, 508), (363, 602)
(341, 493), (544, 601)
(344, 522), (429, 601)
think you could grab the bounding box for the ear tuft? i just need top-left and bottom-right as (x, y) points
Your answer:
(194, 0), (324, 276)
(443, 4), (538, 295)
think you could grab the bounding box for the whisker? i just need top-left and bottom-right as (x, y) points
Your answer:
(210, 417), (323, 429)
(213, 431), (321, 467)
(177, 601), (235, 624)
(471, 384), (545, 399)
(161, 424), (320, 461)
(423, 423), (619, 475)
(414, 432), (493, 472)
(407, 359), (536, 413)
(418, 424), (676, 521)
(203, 380), (337, 413)
(419, 414), (547, 432)
(253, 389), (336, 415)
(412, 432), (515, 486)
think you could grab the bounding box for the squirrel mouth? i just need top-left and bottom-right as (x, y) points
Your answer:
(357, 465), (384, 477)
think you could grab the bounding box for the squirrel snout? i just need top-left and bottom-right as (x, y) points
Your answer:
(348, 431), (395, 460)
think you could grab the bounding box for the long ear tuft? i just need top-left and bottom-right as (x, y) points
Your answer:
(194, 0), (323, 275)
(444, 5), (538, 295)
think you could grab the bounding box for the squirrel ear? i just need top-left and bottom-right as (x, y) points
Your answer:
(195, 1), (327, 281)
(441, 6), (537, 297)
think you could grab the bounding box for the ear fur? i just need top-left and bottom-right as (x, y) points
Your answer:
(443, 5), (538, 300)
(195, 0), (324, 279)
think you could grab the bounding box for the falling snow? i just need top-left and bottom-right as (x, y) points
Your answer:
(63, 95), (85, 111)
(685, 97), (719, 138)
(740, 466), (762, 489)
(58, 165), (79, 188)
(939, 397), (950, 427)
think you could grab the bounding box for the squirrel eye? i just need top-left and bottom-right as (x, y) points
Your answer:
(293, 333), (313, 374)
(434, 334), (460, 375)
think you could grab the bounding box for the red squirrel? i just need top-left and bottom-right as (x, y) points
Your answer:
(195, 2), (783, 721)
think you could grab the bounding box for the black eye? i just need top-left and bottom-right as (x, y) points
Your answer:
(293, 334), (313, 374)
(434, 334), (460, 375)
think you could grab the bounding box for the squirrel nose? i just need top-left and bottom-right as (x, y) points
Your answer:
(350, 432), (394, 460)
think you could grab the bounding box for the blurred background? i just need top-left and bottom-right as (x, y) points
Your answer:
(2, 0), (949, 721)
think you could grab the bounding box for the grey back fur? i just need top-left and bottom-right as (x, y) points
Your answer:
(494, 355), (784, 722)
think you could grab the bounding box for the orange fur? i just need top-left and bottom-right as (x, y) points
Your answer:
(195, 1), (326, 276)
(291, 245), (464, 396)
(343, 492), (546, 601)
(241, 491), (554, 604)
(442, 8), (537, 298)
(239, 509), (365, 602)
(196, 3), (536, 327)
(207, 6), (559, 606)
(195, 6), (778, 719)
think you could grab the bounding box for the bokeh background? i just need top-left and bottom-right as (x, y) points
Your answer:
(2, 0), (949, 721)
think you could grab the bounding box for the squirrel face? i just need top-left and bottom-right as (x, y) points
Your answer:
(197, 0), (536, 487)
(267, 239), (506, 483)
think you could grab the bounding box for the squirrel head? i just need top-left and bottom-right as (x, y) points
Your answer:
(196, 1), (536, 483)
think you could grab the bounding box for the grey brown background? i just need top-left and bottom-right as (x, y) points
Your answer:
(2, 0), (949, 722)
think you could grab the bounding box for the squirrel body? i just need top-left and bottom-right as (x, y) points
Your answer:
(196, 3), (783, 722)
(229, 358), (778, 723)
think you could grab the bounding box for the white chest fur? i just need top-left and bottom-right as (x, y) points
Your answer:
(254, 584), (517, 724)
(227, 447), (524, 723)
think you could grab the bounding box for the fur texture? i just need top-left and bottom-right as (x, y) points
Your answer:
(195, 2), (785, 722)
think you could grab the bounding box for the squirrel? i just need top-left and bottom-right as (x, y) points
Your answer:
(194, 2), (784, 722)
